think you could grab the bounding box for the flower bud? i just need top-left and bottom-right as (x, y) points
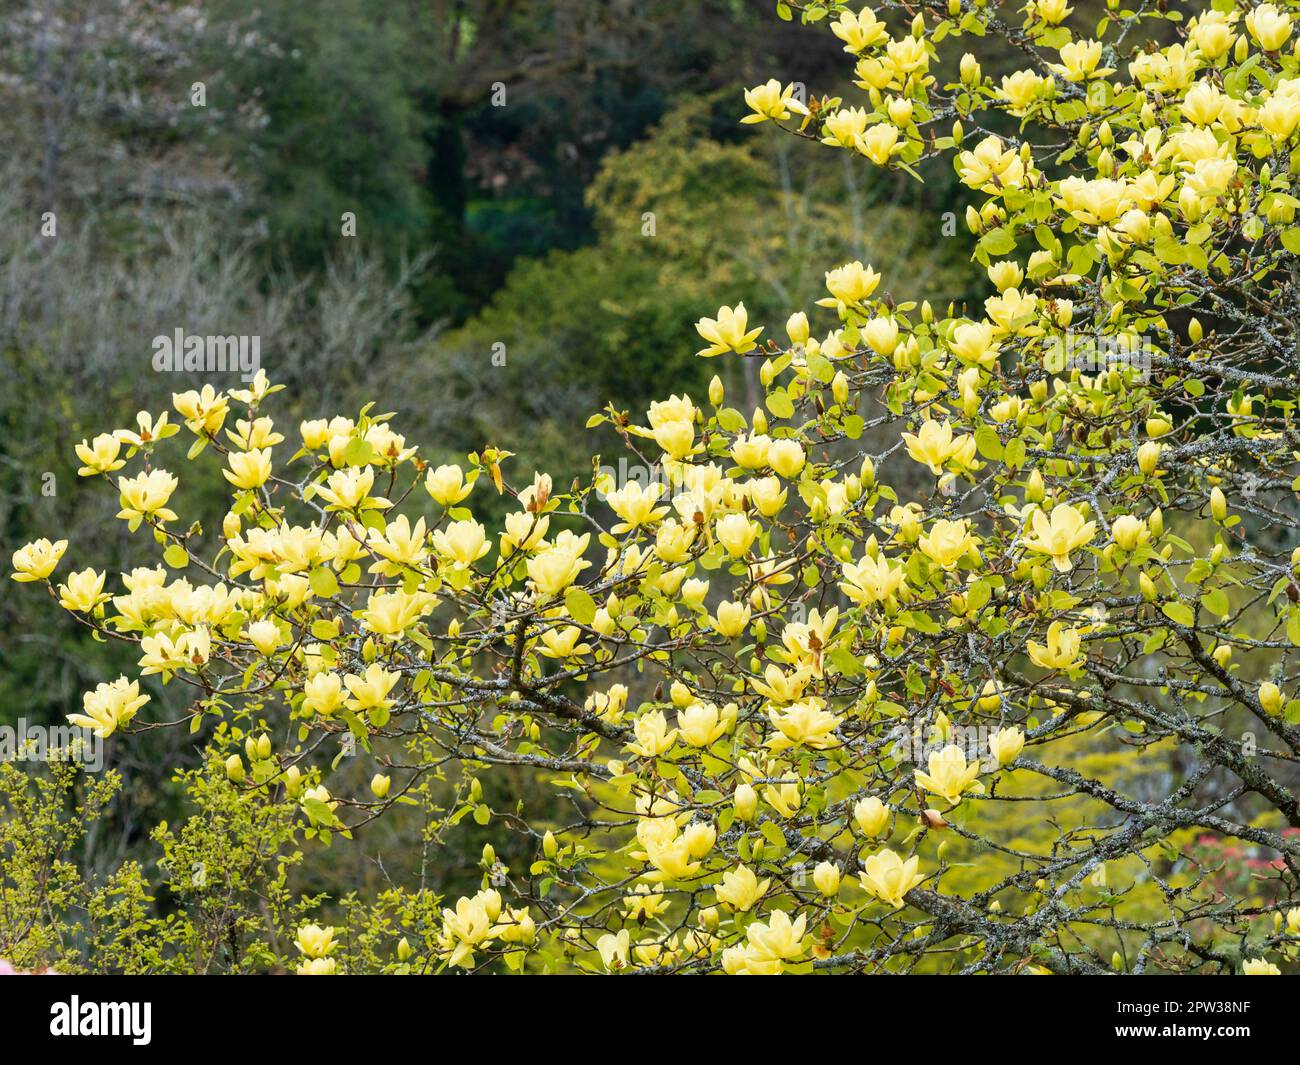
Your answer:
(1259, 682), (1284, 716)
(1137, 441), (1162, 475)
(224, 755), (245, 783)
(854, 795), (890, 836)
(813, 861), (842, 897)
(832, 371), (849, 405)
(371, 773), (391, 799)
(1210, 487), (1227, 521)
(734, 783), (758, 821)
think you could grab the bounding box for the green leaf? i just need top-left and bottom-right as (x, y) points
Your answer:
(1200, 588), (1229, 618)
(1004, 437), (1027, 469)
(1161, 601), (1195, 627)
(975, 424), (1003, 460)
(981, 227), (1017, 255)
(310, 567), (340, 597)
(766, 390), (795, 419)
(564, 586), (597, 626)
(163, 544), (189, 569)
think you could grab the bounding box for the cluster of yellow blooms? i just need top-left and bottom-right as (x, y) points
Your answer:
(12, 0), (1300, 974)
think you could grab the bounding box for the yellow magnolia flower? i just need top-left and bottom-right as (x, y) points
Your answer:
(626, 709), (678, 758)
(854, 796), (890, 836)
(714, 513), (759, 558)
(903, 419), (964, 475)
(223, 448), (273, 490)
(766, 698), (843, 752)
(1111, 514), (1150, 552)
(439, 891), (499, 968)
(859, 122), (899, 165)
(744, 476), (787, 519)
(117, 470), (179, 525)
(821, 106), (869, 149)
(526, 533), (591, 596)
(1049, 39), (1109, 82)
(539, 625), (591, 660)
(740, 79), (809, 124)
(67, 676), (149, 738)
(1056, 176), (1132, 224)
(831, 7), (888, 52)
(841, 552), (905, 606)
(623, 885), (672, 921)
(1260, 92), (1300, 140)
(360, 589), (433, 637)
(425, 464), (473, 505)
(172, 384), (229, 436)
(1243, 958), (1281, 975)
(294, 923), (337, 959)
(999, 70), (1049, 116)
(988, 726), (1025, 767)
(768, 439), (806, 478)
(949, 320), (1001, 369)
(1246, 3), (1292, 51)
(1189, 10), (1237, 59)
(368, 514), (430, 575)
(75, 433), (126, 476)
(814, 861), (842, 897)
(245, 619), (282, 655)
(678, 701), (734, 747)
(116, 409), (177, 450)
(12, 537), (68, 582)
(57, 568), (109, 612)
(750, 663), (811, 704)
(859, 848), (925, 908)
(652, 418), (695, 460)
(316, 466), (390, 512)
(957, 136), (1024, 192)
(822, 260), (881, 306)
(303, 671), (347, 717)
(501, 509), (550, 555)
(432, 519), (491, 568)
(915, 744), (983, 805)
(1021, 503), (1097, 572)
(1027, 621), (1085, 671)
(642, 830), (701, 882)
(716, 865), (771, 912)
(225, 415), (283, 451)
(1032, 0), (1072, 25)
(138, 627), (210, 677)
(344, 663), (401, 716)
(696, 303), (763, 357)
(596, 930), (631, 970)
(608, 481), (670, 532)
(711, 599), (751, 638)
(735, 909), (806, 974)
(918, 519), (978, 569)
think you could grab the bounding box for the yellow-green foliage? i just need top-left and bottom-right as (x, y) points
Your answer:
(7, 0), (1300, 975)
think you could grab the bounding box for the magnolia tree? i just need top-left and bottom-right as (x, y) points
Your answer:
(9, 0), (1300, 975)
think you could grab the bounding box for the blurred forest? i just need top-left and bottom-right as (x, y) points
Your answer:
(0, 0), (981, 908)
